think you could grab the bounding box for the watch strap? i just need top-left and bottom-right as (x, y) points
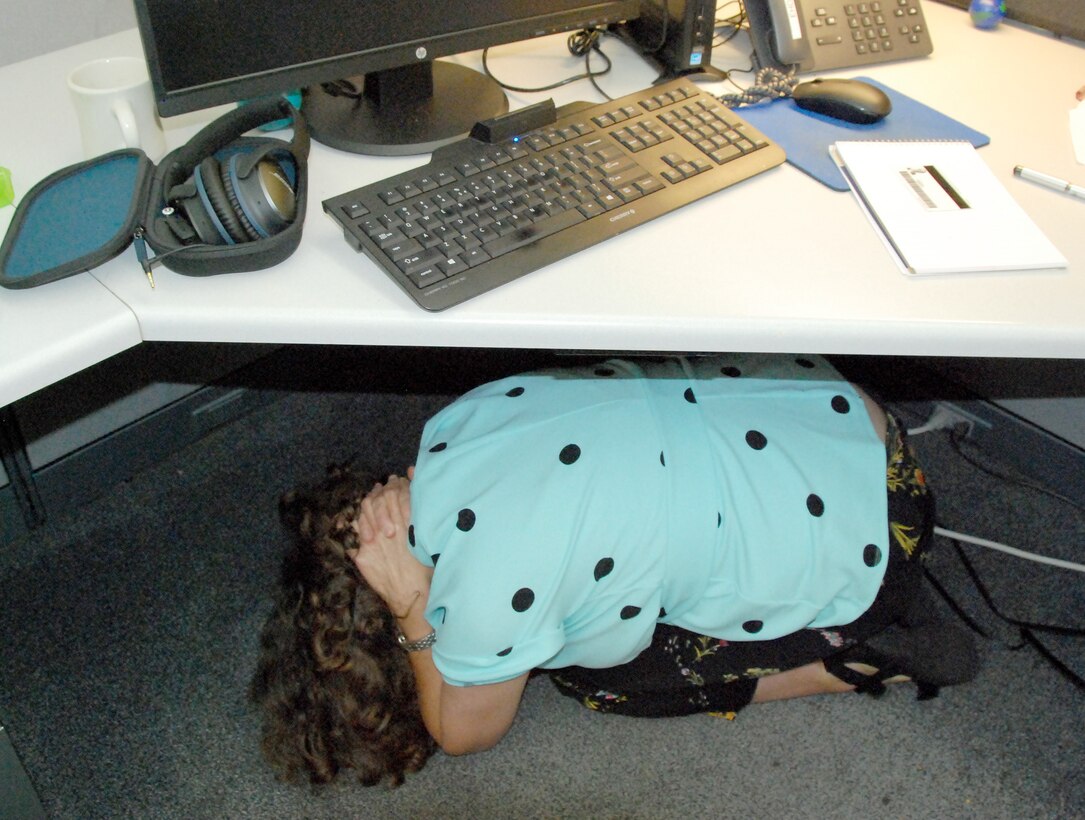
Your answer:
(398, 628), (437, 652)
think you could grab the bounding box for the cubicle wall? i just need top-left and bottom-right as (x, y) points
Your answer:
(1, 0), (137, 67)
(932, 0), (1085, 41)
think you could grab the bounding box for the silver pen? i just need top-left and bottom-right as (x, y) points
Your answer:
(1013, 165), (1085, 201)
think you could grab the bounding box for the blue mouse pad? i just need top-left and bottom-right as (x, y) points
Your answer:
(738, 77), (990, 191)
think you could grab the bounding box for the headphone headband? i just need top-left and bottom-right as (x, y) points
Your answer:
(163, 97), (310, 189)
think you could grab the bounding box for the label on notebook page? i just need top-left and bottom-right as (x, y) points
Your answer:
(900, 165), (969, 211)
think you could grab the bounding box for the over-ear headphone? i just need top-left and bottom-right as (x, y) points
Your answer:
(159, 97), (310, 249)
(172, 143), (296, 244)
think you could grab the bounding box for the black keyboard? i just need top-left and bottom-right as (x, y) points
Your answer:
(323, 78), (786, 311)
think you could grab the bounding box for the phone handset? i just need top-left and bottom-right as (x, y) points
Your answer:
(747, 0), (933, 74)
(767, 0), (813, 66)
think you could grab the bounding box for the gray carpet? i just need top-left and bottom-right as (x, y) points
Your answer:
(2, 349), (1083, 819)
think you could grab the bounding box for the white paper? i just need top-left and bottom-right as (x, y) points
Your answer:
(1070, 100), (1085, 165)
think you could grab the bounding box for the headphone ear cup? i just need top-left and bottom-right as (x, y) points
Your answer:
(223, 150), (297, 239)
(219, 160), (264, 242)
(196, 155), (250, 244)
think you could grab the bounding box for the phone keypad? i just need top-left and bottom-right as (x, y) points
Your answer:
(822, 0), (928, 65)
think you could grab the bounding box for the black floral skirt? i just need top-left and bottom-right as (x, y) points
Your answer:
(548, 413), (934, 718)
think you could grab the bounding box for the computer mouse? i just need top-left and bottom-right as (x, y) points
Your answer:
(791, 78), (892, 124)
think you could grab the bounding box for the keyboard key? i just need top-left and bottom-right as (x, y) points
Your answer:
(416, 230), (442, 248)
(386, 238), (423, 261)
(485, 207), (586, 257)
(635, 175), (664, 195)
(406, 264), (445, 288)
(373, 228), (405, 250)
(436, 254), (467, 276)
(378, 188), (404, 205)
(341, 200), (369, 220)
(604, 168), (650, 191)
(397, 248), (439, 274)
(461, 246), (492, 267)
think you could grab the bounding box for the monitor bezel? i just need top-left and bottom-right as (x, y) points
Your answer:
(133, 1), (642, 117)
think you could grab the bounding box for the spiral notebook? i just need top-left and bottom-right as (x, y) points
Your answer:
(831, 140), (1067, 275)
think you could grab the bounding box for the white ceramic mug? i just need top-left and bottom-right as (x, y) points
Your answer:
(67, 56), (167, 161)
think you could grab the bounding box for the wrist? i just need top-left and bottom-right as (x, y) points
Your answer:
(397, 609), (435, 651)
(390, 589), (423, 620)
(393, 592), (432, 641)
(386, 573), (431, 620)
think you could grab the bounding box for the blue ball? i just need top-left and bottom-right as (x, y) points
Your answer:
(969, 0), (1006, 29)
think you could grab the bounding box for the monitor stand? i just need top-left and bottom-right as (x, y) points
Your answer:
(301, 60), (510, 156)
(636, 51), (729, 86)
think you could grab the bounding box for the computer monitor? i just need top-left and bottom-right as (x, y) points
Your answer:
(132, 0), (641, 156)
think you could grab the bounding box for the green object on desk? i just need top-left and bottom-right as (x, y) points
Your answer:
(0, 166), (13, 208)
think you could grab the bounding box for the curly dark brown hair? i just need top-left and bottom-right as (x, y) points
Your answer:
(250, 465), (436, 787)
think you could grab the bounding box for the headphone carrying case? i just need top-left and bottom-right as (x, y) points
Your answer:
(0, 97), (310, 290)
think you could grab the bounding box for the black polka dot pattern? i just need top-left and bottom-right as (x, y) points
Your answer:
(721, 366), (742, 377)
(684, 387), (697, 404)
(594, 558), (614, 581)
(429, 442), (447, 452)
(746, 430), (768, 450)
(795, 358), (816, 369)
(408, 525), (416, 547)
(806, 494), (825, 517)
(497, 647), (512, 656)
(456, 509), (476, 531)
(506, 386), (525, 397)
(742, 620), (764, 634)
(559, 444), (581, 464)
(620, 605), (642, 620)
(832, 395), (851, 414)
(863, 544), (883, 567)
(512, 588), (535, 612)
(659, 451), (666, 466)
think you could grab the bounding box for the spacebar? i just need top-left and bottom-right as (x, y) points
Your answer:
(484, 208), (587, 257)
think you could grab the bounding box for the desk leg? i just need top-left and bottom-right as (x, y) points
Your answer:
(0, 406), (45, 529)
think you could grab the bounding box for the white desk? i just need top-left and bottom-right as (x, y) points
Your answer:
(2, 5), (1084, 409)
(0, 32), (149, 408)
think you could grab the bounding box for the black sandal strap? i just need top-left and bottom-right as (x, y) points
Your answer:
(823, 653), (888, 697)
(823, 645), (937, 700)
